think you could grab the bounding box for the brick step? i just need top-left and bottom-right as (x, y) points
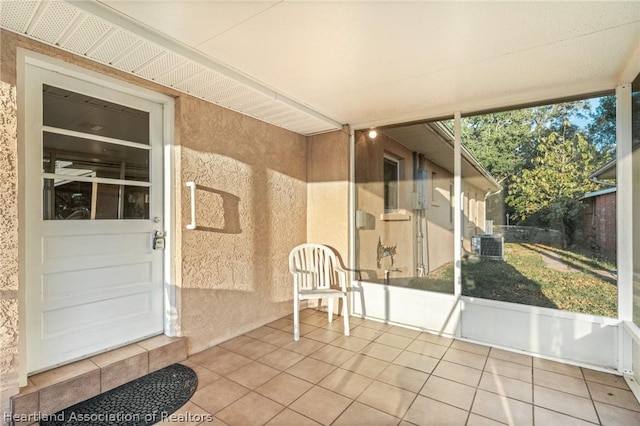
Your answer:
(10, 335), (187, 426)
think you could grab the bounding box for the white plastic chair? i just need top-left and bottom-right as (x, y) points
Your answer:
(289, 243), (350, 341)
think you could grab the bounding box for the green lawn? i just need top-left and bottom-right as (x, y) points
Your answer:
(404, 243), (617, 317)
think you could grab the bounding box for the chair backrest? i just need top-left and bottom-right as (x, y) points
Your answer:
(289, 243), (341, 290)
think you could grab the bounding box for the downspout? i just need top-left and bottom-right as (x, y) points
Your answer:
(484, 187), (502, 227)
(415, 153), (427, 277)
(485, 188), (502, 200)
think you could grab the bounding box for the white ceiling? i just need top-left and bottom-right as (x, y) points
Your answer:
(99, 0), (640, 128)
(2, 1), (639, 134)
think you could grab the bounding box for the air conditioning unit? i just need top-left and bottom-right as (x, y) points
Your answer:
(472, 235), (504, 260)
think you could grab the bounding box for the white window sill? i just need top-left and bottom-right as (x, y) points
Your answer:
(380, 210), (411, 221)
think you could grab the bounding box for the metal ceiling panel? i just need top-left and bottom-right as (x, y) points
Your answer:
(27, 0), (79, 44)
(135, 51), (185, 79)
(0, 0), (39, 33)
(112, 41), (163, 73)
(87, 28), (139, 64)
(59, 14), (111, 55)
(1, 0), (341, 136)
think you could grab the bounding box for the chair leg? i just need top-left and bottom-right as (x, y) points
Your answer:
(293, 297), (300, 341)
(342, 295), (350, 336)
(328, 298), (334, 323)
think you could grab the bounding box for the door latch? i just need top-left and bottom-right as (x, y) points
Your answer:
(153, 231), (166, 250)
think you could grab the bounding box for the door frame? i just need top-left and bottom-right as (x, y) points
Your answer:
(17, 49), (178, 385)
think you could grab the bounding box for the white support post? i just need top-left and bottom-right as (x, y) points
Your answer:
(454, 112), (463, 336)
(616, 83), (633, 373)
(349, 129), (356, 316)
(454, 113), (462, 297)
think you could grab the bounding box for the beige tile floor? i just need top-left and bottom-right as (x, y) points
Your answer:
(169, 309), (640, 425)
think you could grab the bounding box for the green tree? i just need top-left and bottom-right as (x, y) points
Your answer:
(587, 95), (616, 154)
(587, 93), (640, 153)
(462, 98), (615, 236)
(462, 109), (539, 223)
(506, 121), (599, 246)
(462, 109), (537, 182)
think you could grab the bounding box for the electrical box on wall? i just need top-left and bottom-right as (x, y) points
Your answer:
(411, 192), (425, 210)
(356, 210), (376, 230)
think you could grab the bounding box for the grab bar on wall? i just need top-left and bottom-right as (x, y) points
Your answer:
(186, 181), (196, 230)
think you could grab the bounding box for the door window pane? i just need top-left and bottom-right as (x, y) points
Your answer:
(41, 84), (151, 220)
(43, 132), (149, 182)
(44, 179), (149, 220)
(43, 84), (149, 144)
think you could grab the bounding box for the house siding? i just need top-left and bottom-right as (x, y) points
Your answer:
(583, 192), (617, 254)
(594, 192), (617, 253)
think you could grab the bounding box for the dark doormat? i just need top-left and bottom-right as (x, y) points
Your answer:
(41, 363), (198, 426)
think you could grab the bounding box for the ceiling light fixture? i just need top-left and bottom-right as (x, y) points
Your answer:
(368, 129), (378, 139)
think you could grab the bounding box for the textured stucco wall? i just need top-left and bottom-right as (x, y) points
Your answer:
(461, 185), (489, 253)
(424, 162), (455, 272)
(307, 130), (350, 263)
(179, 96), (308, 354)
(0, 88), (19, 425)
(306, 130), (350, 312)
(0, 30), (20, 425)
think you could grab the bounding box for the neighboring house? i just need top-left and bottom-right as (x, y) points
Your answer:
(355, 122), (500, 281)
(581, 187), (617, 253)
(581, 159), (617, 253)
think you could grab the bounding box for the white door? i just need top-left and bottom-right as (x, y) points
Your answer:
(24, 64), (165, 373)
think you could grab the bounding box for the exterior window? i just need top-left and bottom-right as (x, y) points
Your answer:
(474, 192), (479, 226)
(466, 192), (470, 224)
(449, 183), (454, 223)
(431, 171), (438, 204)
(384, 156), (399, 211)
